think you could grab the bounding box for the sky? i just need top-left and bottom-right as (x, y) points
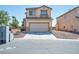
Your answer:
(0, 5), (78, 26)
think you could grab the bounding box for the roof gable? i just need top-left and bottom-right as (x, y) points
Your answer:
(26, 5), (52, 10)
(40, 5), (52, 9)
(57, 6), (79, 19)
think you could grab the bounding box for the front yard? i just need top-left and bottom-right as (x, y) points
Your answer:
(14, 32), (26, 38)
(14, 30), (79, 39)
(52, 30), (79, 39)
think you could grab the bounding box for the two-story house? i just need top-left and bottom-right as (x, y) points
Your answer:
(22, 5), (52, 32)
(56, 6), (79, 33)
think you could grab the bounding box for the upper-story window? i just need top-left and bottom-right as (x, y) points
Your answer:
(40, 10), (48, 17)
(29, 10), (35, 16)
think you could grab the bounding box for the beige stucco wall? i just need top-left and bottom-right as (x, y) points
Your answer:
(56, 8), (79, 32)
(26, 7), (51, 17)
(23, 6), (52, 32)
(75, 8), (79, 32)
(25, 19), (52, 32)
(36, 7), (51, 17)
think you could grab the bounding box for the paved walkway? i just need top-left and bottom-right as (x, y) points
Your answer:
(0, 39), (79, 54)
(15, 32), (56, 40)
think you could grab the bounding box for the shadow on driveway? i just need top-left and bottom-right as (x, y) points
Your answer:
(26, 32), (52, 35)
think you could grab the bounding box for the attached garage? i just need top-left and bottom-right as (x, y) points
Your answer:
(29, 23), (49, 32)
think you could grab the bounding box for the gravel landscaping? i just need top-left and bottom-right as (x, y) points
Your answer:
(52, 30), (79, 39)
(14, 32), (26, 38)
(14, 30), (79, 39)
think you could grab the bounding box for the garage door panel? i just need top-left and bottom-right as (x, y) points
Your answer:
(30, 24), (48, 32)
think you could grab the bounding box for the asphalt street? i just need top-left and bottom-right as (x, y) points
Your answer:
(0, 39), (79, 54)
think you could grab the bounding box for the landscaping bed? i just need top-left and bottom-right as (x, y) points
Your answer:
(14, 32), (25, 38)
(52, 30), (79, 39)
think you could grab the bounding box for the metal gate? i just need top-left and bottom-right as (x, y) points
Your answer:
(0, 26), (14, 44)
(0, 27), (6, 44)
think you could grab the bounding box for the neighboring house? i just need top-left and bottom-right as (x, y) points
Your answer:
(56, 6), (79, 33)
(22, 5), (52, 32)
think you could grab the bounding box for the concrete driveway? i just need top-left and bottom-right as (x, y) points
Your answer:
(15, 32), (56, 40)
(0, 39), (79, 54)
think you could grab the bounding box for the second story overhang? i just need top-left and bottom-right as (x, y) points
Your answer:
(25, 5), (52, 18)
(26, 17), (52, 19)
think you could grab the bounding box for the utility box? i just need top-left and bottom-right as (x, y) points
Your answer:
(0, 26), (14, 44)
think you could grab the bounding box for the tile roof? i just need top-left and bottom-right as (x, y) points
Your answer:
(26, 5), (52, 10)
(57, 6), (79, 19)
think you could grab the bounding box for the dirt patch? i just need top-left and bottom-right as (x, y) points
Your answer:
(14, 32), (26, 38)
(52, 30), (79, 39)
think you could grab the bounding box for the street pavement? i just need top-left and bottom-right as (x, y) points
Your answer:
(0, 39), (79, 54)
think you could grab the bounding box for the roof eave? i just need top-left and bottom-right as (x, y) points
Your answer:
(57, 6), (79, 19)
(25, 5), (52, 10)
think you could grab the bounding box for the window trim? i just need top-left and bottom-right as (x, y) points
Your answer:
(29, 10), (35, 16)
(40, 10), (48, 16)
